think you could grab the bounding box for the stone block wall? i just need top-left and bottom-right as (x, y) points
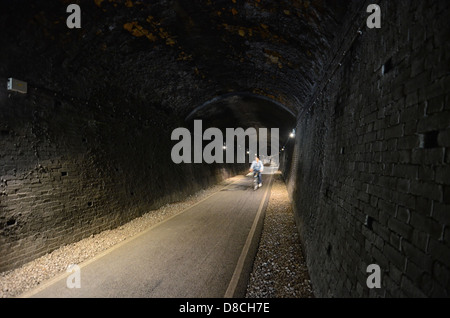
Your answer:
(284, 0), (450, 297)
(0, 84), (244, 272)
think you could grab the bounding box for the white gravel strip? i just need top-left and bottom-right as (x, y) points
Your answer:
(245, 172), (314, 298)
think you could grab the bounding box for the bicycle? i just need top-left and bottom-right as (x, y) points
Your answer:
(253, 171), (260, 191)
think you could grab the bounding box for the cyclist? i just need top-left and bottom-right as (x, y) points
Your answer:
(249, 156), (264, 188)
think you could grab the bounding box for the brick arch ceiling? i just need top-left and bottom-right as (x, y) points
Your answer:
(1, 0), (357, 124)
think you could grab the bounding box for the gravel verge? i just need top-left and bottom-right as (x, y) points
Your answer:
(245, 172), (314, 298)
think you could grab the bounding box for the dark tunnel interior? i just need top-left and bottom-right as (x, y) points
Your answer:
(1, 0), (450, 298)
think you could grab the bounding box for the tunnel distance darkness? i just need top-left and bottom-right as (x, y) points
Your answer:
(171, 119), (279, 164)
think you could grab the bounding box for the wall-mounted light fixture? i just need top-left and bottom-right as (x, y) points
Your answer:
(289, 129), (296, 138)
(7, 78), (27, 94)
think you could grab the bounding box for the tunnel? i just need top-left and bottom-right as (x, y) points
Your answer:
(1, 0), (450, 299)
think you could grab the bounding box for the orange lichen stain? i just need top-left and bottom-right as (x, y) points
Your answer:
(231, 8), (238, 15)
(264, 48), (282, 59)
(157, 27), (176, 46)
(260, 25), (287, 44)
(222, 24), (254, 38)
(194, 67), (202, 78)
(123, 21), (156, 41)
(94, 0), (104, 7)
(123, 22), (137, 32)
(268, 55), (279, 64)
(125, 0), (133, 7)
(193, 67), (206, 79)
(146, 15), (156, 24)
(158, 28), (168, 38)
(252, 89), (277, 102)
(264, 49), (285, 69)
(177, 51), (193, 61)
(217, 11), (222, 16)
(124, 15), (176, 45)
(165, 38), (176, 46)
(232, 0), (236, 3)
(146, 33), (157, 42)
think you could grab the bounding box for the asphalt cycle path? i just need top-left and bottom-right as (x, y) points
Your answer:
(22, 169), (275, 298)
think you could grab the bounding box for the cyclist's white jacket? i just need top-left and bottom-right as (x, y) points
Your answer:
(250, 160), (264, 172)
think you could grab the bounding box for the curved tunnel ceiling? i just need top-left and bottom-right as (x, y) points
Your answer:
(186, 93), (297, 147)
(1, 0), (358, 130)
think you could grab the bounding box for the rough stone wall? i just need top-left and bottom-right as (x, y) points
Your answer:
(0, 82), (244, 273)
(0, 0), (262, 273)
(284, 0), (450, 297)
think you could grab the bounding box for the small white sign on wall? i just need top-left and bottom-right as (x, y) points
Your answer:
(7, 78), (27, 94)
